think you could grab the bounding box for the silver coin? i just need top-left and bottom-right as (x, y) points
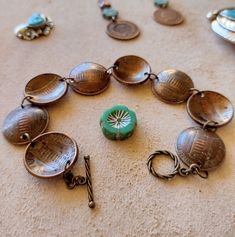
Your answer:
(211, 20), (235, 44)
(24, 132), (78, 178)
(2, 105), (49, 145)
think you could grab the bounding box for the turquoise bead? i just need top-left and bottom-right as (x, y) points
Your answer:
(100, 105), (137, 140)
(220, 9), (235, 21)
(102, 8), (119, 19)
(154, 0), (168, 8)
(28, 13), (46, 28)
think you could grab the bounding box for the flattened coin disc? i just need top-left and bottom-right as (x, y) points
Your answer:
(217, 15), (235, 32)
(69, 62), (110, 95)
(176, 127), (225, 171)
(106, 20), (140, 40)
(187, 91), (234, 127)
(112, 55), (151, 85)
(2, 105), (49, 145)
(24, 73), (68, 105)
(24, 132), (78, 178)
(211, 20), (235, 44)
(154, 8), (184, 26)
(152, 69), (194, 103)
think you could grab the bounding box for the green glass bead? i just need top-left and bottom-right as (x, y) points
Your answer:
(154, 0), (168, 8)
(102, 7), (119, 19)
(100, 105), (137, 140)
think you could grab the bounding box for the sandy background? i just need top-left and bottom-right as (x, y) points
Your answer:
(0, 0), (235, 236)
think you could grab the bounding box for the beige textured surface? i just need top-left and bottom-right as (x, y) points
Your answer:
(0, 0), (235, 236)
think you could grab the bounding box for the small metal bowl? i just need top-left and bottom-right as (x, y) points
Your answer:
(112, 55), (151, 85)
(24, 73), (68, 105)
(187, 90), (234, 127)
(24, 132), (78, 178)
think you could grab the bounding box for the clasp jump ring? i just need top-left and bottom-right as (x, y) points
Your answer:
(147, 150), (180, 180)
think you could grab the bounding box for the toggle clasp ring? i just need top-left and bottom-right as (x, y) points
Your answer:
(147, 150), (180, 180)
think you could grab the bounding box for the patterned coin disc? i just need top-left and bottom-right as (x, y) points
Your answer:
(112, 55), (151, 85)
(24, 73), (68, 105)
(176, 127), (225, 171)
(152, 69), (194, 103)
(24, 132), (78, 178)
(187, 91), (234, 127)
(2, 105), (49, 145)
(217, 15), (235, 33)
(100, 105), (137, 140)
(211, 20), (235, 44)
(69, 62), (110, 95)
(106, 20), (140, 40)
(153, 8), (184, 26)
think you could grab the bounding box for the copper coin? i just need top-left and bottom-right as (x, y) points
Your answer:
(152, 69), (194, 103)
(69, 62), (110, 95)
(154, 8), (184, 26)
(2, 105), (49, 145)
(112, 55), (151, 85)
(106, 20), (140, 40)
(24, 73), (68, 105)
(187, 91), (234, 127)
(24, 132), (78, 178)
(176, 127), (225, 170)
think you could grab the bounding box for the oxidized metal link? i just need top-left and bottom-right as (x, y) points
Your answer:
(145, 72), (159, 81)
(147, 150), (180, 180)
(20, 132), (32, 143)
(179, 164), (208, 179)
(106, 65), (118, 75)
(98, 0), (111, 9)
(63, 157), (95, 209)
(60, 77), (75, 84)
(21, 96), (33, 108)
(202, 120), (218, 130)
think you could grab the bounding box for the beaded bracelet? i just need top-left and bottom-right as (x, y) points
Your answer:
(2, 55), (233, 207)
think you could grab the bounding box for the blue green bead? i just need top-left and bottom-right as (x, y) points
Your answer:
(100, 105), (137, 140)
(220, 9), (235, 21)
(154, 0), (168, 8)
(102, 8), (119, 19)
(28, 13), (46, 28)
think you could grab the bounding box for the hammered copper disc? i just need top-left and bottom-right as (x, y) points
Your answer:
(176, 127), (225, 170)
(112, 55), (151, 85)
(154, 8), (184, 26)
(24, 73), (68, 105)
(24, 132), (78, 178)
(152, 69), (194, 103)
(2, 105), (49, 145)
(106, 20), (140, 40)
(187, 91), (234, 127)
(69, 62), (110, 95)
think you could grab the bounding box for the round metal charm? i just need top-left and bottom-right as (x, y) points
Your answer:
(2, 105), (49, 145)
(112, 55), (151, 85)
(176, 127), (225, 171)
(153, 8), (184, 26)
(152, 69), (194, 103)
(187, 91), (234, 127)
(106, 20), (140, 40)
(24, 73), (68, 105)
(69, 62), (110, 95)
(24, 132), (78, 178)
